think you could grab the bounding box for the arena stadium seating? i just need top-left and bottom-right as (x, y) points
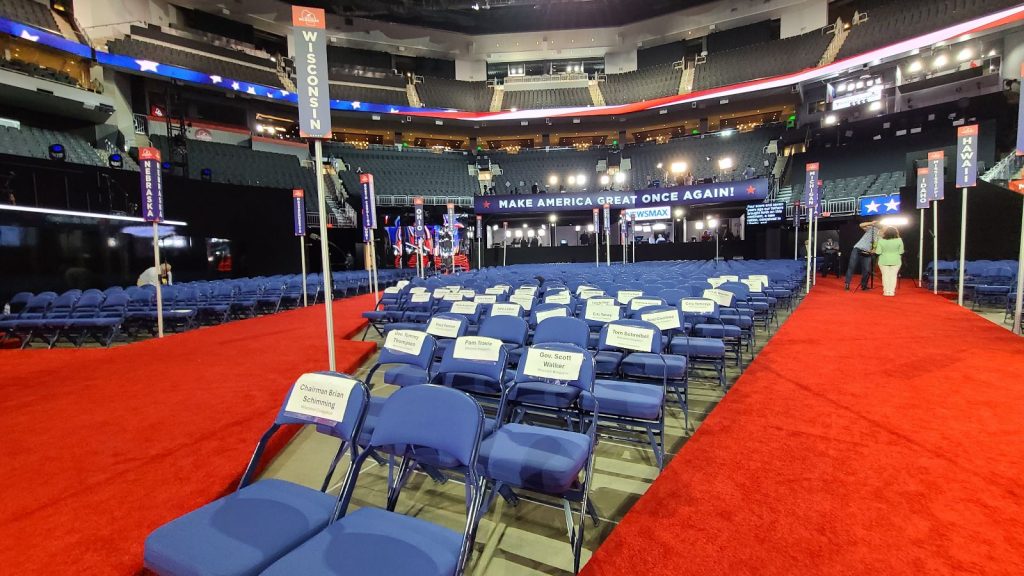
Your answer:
(0, 0), (59, 31)
(837, 0), (1023, 61)
(790, 172), (904, 202)
(600, 63), (682, 105)
(0, 57), (82, 87)
(503, 87), (593, 110)
(625, 128), (778, 185)
(0, 124), (105, 166)
(106, 37), (282, 88)
(487, 148), (606, 192)
(328, 82), (409, 105)
(693, 30), (832, 91)
(148, 135), (318, 191)
(417, 76), (494, 111)
(328, 144), (478, 197)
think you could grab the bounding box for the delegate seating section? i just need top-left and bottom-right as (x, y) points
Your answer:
(417, 76), (493, 111)
(693, 31), (832, 91)
(0, 0), (58, 31)
(106, 37), (282, 88)
(790, 171), (904, 202)
(625, 128), (777, 185)
(503, 87), (593, 110)
(837, 0), (1023, 61)
(922, 259), (1019, 306)
(327, 83), (409, 105)
(600, 63), (682, 105)
(328, 144), (479, 197)
(0, 124), (104, 166)
(488, 148), (605, 191)
(149, 135), (318, 192)
(0, 270), (414, 349)
(353, 259), (803, 571)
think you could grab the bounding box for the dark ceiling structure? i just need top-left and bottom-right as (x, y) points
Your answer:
(283, 0), (716, 34)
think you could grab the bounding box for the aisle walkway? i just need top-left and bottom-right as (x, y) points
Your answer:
(582, 278), (1024, 576)
(0, 295), (377, 574)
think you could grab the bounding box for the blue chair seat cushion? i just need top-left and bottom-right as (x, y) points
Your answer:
(594, 350), (624, 374)
(669, 337), (726, 358)
(144, 478), (335, 576)
(584, 379), (664, 420)
(479, 423), (591, 494)
(619, 353), (687, 380)
(383, 365), (433, 388)
(260, 507), (462, 576)
(694, 323), (742, 339)
(510, 380), (582, 409)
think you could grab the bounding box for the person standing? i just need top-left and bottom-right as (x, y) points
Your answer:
(876, 227), (905, 296)
(821, 237), (841, 277)
(845, 221), (881, 291)
(137, 263), (172, 287)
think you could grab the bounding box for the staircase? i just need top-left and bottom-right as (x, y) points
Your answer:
(489, 86), (504, 112)
(276, 61), (296, 93)
(818, 18), (850, 67)
(406, 82), (423, 107)
(678, 62), (695, 95)
(588, 81), (606, 106)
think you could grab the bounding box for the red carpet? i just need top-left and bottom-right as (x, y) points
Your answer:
(584, 278), (1024, 576)
(0, 294), (378, 574)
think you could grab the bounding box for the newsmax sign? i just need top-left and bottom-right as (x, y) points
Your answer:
(474, 178), (769, 214)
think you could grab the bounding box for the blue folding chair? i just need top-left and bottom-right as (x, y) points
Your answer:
(262, 385), (487, 576)
(144, 372), (370, 576)
(370, 330), (438, 389)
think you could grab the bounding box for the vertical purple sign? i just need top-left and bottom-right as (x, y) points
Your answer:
(602, 204), (610, 233)
(475, 214), (482, 239)
(139, 147), (163, 222)
(927, 151), (945, 200)
(413, 196), (424, 240)
(359, 173), (377, 229)
(956, 125), (979, 188)
(292, 189), (306, 236)
(916, 167), (930, 209)
(804, 162), (820, 216)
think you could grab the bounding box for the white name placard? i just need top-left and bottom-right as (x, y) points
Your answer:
(449, 301), (479, 315)
(544, 291), (571, 305)
(522, 348), (584, 382)
(445, 286), (462, 293)
(702, 289), (734, 307)
(585, 300), (620, 322)
(576, 285), (600, 295)
(490, 302), (523, 317)
(748, 274), (769, 286)
(535, 306), (568, 323)
(474, 294), (497, 304)
(605, 324), (655, 352)
(617, 290), (643, 304)
(708, 277), (727, 288)
(630, 298), (663, 311)
(432, 288), (449, 298)
(409, 286), (427, 294)
(741, 279), (765, 293)
(396, 281), (410, 289)
(410, 292), (432, 303)
(453, 336), (503, 362)
(509, 294), (535, 311)
(486, 286), (509, 295)
(642, 309), (681, 331)
(283, 373), (357, 425)
(579, 289), (605, 300)
(384, 329), (427, 356)
(459, 290), (476, 298)
(384, 286), (401, 294)
(427, 317), (462, 338)
(681, 298), (716, 314)
(515, 286), (539, 297)
(442, 293), (464, 301)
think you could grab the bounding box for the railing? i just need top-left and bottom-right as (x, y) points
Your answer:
(305, 212), (341, 229)
(376, 195), (474, 207)
(785, 197), (857, 218)
(503, 73), (589, 85)
(981, 151), (1024, 182)
(132, 113), (148, 135)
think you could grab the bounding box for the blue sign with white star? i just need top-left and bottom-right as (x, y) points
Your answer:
(859, 194), (901, 216)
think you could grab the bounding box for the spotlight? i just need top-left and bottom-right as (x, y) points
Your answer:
(869, 101), (883, 112)
(522, 223), (528, 228)
(505, 230), (512, 238)
(548, 175), (558, 186)
(576, 173), (586, 186)
(695, 221), (704, 230)
(824, 114), (838, 126)
(548, 214), (557, 223)
(567, 175), (577, 185)
(674, 208), (684, 217)
(108, 153), (123, 169)
(880, 216), (909, 227)
(514, 229), (523, 238)
(656, 162), (663, 169)
(48, 143), (65, 161)
(707, 218), (719, 228)
(614, 172), (626, 184)
(670, 161), (687, 174)
(933, 54), (948, 68)
(957, 47), (973, 61)
(526, 229), (535, 238)
(717, 157), (733, 170)
(908, 60), (923, 73)
(586, 223), (595, 232)
(200, 168), (212, 182)
(575, 225), (582, 231)
(537, 228), (546, 237)
(492, 224), (498, 230)
(599, 174), (610, 186)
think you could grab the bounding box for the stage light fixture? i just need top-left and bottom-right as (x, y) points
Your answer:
(869, 101), (883, 112)
(575, 225), (581, 231)
(614, 172), (626, 184)
(48, 143), (65, 161)
(599, 174), (610, 186)
(908, 60), (923, 73)
(670, 161), (687, 174)
(695, 221), (704, 230)
(656, 162), (663, 169)
(880, 216), (909, 227)
(505, 230), (512, 238)
(522, 223), (528, 228)
(933, 54), (948, 68)
(108, 153), (123, 169)
(515, 229), (524, 238)
(576, 173), (586, 186)
(567, 175), (577, 185)
(200, 168), (213, 182)
(674, 208), (684, 217)
(707, 218), (719, 228)
(548, 214), (557, 223)
(548, 175), (558, 186)
(718, 157), (733, 170)
(957, 47), (973, 61)
(537, 228), (546, 237)
(586, 224), (595, 232)
(824, 114), (838, 126)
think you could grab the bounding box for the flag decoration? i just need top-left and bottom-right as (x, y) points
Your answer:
(859, 193), (901, 216)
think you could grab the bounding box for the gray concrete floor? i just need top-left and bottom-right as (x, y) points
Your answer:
(259, 310), (795, 575)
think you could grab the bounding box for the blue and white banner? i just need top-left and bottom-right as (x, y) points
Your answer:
(956, 124), (979, 188)
(860, 194), (901, 216)
(927, 151), (945, 200)
(804, 163), (820, 216)
(138, 147), (163, 223)
(476, 215), (482, 240)
(447, 203), (456, 234)
(360, 173), (377, 229)
(592, 209), (599, 236)
(474, 178), (769, 214)
(413, 196), (424, 240)
(916, 167), (931, 210)
(624, 205), (671, 221)
(292, 189), (306, 235)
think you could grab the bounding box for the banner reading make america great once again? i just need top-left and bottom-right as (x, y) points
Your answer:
(474, 178), (769, 214)
(291, 6), (331, 138)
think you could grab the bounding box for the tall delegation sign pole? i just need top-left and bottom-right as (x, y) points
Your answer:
(292, 5), (335, 369)
(955, 125), (978, 307)
(139, 147), (165, 338)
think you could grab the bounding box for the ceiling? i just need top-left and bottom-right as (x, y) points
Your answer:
(282, 0), (715, 35)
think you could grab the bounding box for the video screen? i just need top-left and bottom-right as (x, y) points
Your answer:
(745, 202), (786, 225)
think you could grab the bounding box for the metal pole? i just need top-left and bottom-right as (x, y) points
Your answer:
(918, 207), (925, 288)
(630, 223), (636, 263)
(1014, 201), (1024, 335)
(605, 230), (611, 266)
(933, 200), (939, 295)
(502, 238), (507, 267)
(811, 215), (818, 285)
(957, 190), (968, 306)
(370, 229), (380, 304)
(477, 235), (482, 270)
(594, 231), (599, 267)
(314, 140), (336, 371)
(794, 212), (799, 260)
(152, 221), (164, 338)
(300, 237), (308, 307)
(805, 216), (812, 293)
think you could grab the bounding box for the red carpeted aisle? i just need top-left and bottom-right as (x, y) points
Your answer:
(0, 294), (378, 574)
(584, 278), (1024, 576)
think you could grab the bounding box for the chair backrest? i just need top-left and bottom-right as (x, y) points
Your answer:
(275, 372), (370, 443)
(378, 330), (437, 370)
(7, 291), (33, 313)
(478, 315), (529, 346)
(99, 292), (129, 312)
(531, 303), (570, 327)
(369, 384), (484, 469)
(598, 319), (663, 353)
(534, 316), (590, 348)
(629, 296), (666, 312)
(72, 292), (106, 311)
(636, 305), (684, 336)
(514, 343), (595, 393)
(434, 336), (509, 390)
(23, 292), (57, 313)
(425, 313), (469, 340)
